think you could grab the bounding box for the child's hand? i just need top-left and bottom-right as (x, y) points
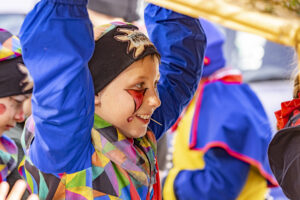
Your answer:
(0, 180), (39, 200)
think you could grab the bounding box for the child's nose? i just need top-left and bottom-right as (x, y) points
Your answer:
(14, 110), (25, 123)
(147, 90), (161, 108)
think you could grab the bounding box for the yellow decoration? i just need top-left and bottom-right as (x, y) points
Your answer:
(146, 0), (300, 77)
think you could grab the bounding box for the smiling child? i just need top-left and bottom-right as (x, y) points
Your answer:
(18, 1), (206, 199)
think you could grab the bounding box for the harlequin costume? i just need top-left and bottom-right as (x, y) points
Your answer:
(0, 29), (32, 182)
(18, 0), (206, 199)
(268, 92), (300, 199)
(163, 19), (278, 200)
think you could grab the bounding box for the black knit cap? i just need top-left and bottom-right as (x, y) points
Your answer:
(88, 22), (160, 94)
(0, 29), (33, 98)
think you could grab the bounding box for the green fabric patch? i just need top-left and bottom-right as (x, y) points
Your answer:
(102, 142), (116, 154)
(113, 164), (130, 190)
(94, 114), (112, 129)
(66, 170), (86, 188)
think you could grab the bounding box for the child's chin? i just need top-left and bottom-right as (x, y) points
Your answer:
(127, 129), (147, 139)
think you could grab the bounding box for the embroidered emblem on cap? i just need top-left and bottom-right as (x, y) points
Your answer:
(114, 28), (154, 59)
(17, 63), (33, 92)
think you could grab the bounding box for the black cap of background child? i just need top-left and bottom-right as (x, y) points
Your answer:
(88, 22), (160, 94)
(0, 29), (33, 98)
(87, 0), (139, 22)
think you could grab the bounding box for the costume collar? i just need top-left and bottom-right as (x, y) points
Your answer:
(92, 114), (157, 186)
(208, 67), (242, 83)
(0, 135), (17, 181)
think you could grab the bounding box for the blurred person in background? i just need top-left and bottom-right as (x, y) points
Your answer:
(268, 73), (300, 200)
(162, 19), (278, 200)
(0, 29), (33, 198)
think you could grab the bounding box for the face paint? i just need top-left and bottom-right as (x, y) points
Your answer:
(126, 89), (147, 113)
(127, 116), (134, 122)
(0, 104), (6, 115)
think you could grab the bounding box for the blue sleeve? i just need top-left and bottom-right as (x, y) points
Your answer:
(174, 148), (250, 200)
(144, 4), (206, 140)
(20, 0), (95, 173)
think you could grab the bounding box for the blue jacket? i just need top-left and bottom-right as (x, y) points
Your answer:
(165, 69), (277, 200)
(20, 0), (206, 174)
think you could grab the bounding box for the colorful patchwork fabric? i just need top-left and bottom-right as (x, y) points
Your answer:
(19, 115), (161, 200)
(0, 29), (22, 61)
(0, 135), (18, 182)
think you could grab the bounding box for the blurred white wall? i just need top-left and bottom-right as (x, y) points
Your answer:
(0, 0), (39, 14)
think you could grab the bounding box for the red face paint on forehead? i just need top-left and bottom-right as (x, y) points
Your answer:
(0, 104), (6, 115)
(126, 89), (147, 113)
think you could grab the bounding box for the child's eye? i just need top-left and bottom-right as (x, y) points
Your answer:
(135, 82), (144, 89)
(9, 97), (23, 106)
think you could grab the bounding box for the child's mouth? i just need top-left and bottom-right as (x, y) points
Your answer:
(5, 125), (14, 130)
(135, 114), (151, 124)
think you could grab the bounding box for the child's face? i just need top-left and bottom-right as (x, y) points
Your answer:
(95, 55), (161, 138)
(0, 95), (27, 135)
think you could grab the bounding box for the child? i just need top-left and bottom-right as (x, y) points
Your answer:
(0, 28), (32, 182)
(0, 29), (38, 200)
(268, 74), (300, 199)
(18, 1), (206, 199)
(163, 19), (278, 200)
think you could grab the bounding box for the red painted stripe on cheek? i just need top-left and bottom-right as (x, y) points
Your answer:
(0, 104), (6, 115)
(126, 89), (146, 113)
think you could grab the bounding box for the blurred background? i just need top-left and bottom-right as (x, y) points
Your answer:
(1, 0), (295, 132)
(0, 0), (297, 199)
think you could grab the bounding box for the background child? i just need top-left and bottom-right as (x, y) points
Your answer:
(0, 28), (32, 182)
(0, 28), (36, 199)
(162, 19), (278, 200)
(18, 0), (206, 199)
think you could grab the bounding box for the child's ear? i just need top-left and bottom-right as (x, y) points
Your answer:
(94, 92), (102, 106)
(94, 95), (100, 106)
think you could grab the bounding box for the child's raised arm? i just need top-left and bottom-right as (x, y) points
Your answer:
(20, 0), (95, 173)
(145, 4), (207, 139)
